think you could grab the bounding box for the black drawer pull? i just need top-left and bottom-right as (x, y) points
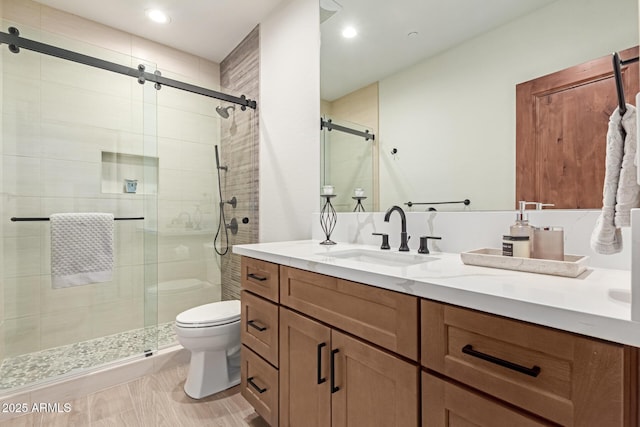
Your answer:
(330, 348), (340, 393)
(247, 320), (267, 332)
(247, 376), (267, 394)
(462, 344), (541, 378)
(317, 343), (327, 384)
(247, 273), (267, 281)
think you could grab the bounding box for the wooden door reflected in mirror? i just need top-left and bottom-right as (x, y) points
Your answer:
(516, 47), (639, 209)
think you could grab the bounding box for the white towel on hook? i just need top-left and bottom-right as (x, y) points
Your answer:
(50, 213), (114, 288)
(591, 104), (638, 254)
(614, 104), (639, 226)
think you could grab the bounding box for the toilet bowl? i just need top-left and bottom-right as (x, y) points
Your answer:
(174, 300), (241, 399)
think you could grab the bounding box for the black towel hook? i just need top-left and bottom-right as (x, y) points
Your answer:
(612, 51), (639, 116)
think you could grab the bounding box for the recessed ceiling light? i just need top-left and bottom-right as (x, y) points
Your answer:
(146, 9), (171, 24)
(342, 26), (357, 38)
(408, 31), (419, 38)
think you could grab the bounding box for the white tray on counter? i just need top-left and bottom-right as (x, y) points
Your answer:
(460, 248), (589, 278)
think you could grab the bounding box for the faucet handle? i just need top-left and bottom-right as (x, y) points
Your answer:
(372, 233), (390, 250)
(418, 236), (441, 254)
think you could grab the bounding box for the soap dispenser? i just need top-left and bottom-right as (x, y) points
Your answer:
(511, 201), (536, 243)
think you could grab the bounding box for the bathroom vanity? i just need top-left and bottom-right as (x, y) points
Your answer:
(235, 241), (639, 426)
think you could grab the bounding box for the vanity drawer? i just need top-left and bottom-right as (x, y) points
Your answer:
(280, 266), (419, 361)
(241, 290), (279, 367)
(241, 257), (279, 303)
(422, 372), (554, 427)
(421, 300), (630, 426)
(241, 346), (279, 427)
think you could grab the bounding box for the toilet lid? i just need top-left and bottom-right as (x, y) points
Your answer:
(175, 300), (241, 328)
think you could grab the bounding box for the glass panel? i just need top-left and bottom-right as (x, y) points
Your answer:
(321, 116), (375, 212)
(141, 60), (159, 354)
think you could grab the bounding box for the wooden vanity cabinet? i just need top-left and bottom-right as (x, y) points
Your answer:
(240, 256), (639, 426)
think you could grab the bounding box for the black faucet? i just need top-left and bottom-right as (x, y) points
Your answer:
(384, 205), (410, 252)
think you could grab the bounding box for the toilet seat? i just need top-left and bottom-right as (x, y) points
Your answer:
(176, 300), (240, 328)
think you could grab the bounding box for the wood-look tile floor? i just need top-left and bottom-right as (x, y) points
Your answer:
(2, 364), (268, 427)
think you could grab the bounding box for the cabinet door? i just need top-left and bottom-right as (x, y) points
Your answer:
(280, 308), (331, 427)
(331, 330), (419, 427)
(422, 372), (554, 427)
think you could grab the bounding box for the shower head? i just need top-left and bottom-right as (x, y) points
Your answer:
(216, 105), (235, 119)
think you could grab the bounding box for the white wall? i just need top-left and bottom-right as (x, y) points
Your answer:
(259, 0), (320, 242)
(378, 0), (638, 211)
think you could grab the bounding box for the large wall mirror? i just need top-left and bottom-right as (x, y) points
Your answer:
(320, 0), (639, 212)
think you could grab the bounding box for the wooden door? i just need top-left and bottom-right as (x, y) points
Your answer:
(279, 308), (331, 427)
(331, 330), (419, 427)
(516, 47), (639, 209)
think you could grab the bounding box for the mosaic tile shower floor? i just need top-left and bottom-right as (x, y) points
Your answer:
(0, 322), (177, 391)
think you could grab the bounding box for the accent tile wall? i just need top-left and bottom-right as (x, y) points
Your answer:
(219, 27), (260, 301)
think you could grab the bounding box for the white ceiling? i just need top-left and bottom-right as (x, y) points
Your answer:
(33, 0), (285, 63)
(32, 0), (557, 101)
(321, 0), (557, 101)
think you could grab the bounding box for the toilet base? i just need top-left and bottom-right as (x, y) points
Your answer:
(183, 348), (240, 399)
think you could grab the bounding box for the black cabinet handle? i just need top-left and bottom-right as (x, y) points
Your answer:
(247, 320), (267, 332)
(330, 348), (340, 393)
(247, 273), (267, 281)
(247, 376), (267, 394)
(462, 344), (541, 378)
(317, 343), (327, 384)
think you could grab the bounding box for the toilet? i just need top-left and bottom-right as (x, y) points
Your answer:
(174, 300), (241, 399)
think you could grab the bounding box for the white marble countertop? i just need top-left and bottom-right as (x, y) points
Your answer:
(233, 240), (640, 347)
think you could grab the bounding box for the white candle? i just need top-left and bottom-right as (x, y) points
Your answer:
(322, 185), (334, 195)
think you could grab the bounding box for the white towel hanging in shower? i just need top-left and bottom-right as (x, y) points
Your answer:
(50, 213), (114, 288)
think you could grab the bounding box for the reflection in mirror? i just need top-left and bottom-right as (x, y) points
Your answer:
(320, 116), (376, 212)
(320, 0), (639, 211)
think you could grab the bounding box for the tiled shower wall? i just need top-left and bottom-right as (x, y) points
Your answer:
(219, 27), (260, 301)
(0, 0), (224, 356)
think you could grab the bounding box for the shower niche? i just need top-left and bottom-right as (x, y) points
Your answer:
(101, 151), (159, 195)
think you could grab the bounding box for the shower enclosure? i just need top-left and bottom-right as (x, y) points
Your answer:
(0, 22), (257, 393)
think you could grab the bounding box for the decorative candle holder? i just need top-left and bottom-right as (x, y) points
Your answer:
(320, 194), (337, 245)
(352, 196), (367, 212)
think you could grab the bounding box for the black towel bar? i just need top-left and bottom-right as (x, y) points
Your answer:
(11, 217), (144, 222)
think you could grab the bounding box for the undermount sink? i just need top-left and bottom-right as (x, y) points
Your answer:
(320, 249), (436, 267)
